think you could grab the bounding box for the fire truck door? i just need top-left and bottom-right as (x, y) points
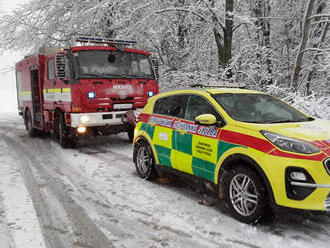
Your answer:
(30, 67), (42, 127)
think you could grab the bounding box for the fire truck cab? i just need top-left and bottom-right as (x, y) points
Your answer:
(15, 37), (159, 148)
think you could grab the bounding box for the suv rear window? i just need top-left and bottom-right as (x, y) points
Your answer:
(153, 95), (188, 119)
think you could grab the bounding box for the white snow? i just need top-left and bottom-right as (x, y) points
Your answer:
(0, 113), (329, 248)
(0, 139), (47, 248)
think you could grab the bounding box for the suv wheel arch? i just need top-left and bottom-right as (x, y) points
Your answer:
(218, 154), (276, 208)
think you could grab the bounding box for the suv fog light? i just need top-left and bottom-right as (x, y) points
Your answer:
(290, 171), (307, 181)
(77, 126), (87, 134)
(80, 115), (90, 124)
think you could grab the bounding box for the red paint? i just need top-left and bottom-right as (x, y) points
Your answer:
(269, 149), (327, 161)
(138, 113), (151, 123)
(15, 44), (158, 133)
(219, 130), (275, 153)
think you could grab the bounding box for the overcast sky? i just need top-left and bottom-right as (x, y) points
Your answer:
(0, 0), (28, 113)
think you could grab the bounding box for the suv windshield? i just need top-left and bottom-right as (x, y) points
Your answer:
(72, 50), (154, 79)
(212, 93), (312, 123)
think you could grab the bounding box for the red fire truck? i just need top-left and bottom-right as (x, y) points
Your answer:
(15, 37), (159, 148)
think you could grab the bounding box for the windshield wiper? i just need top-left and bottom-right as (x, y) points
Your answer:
(102, 73), (136, 79)
(79, 73), (104, 78)
(266, 119), (302, 123)
(238, 120), (264, 123)
(133, 75), (154, 79)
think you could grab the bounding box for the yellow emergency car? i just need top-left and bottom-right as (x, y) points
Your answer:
(132, 87), (330, 223)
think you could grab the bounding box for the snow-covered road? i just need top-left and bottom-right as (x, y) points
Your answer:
(0, 113), (329, 248)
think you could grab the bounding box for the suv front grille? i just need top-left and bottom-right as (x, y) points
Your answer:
(324, 158), (330, 176)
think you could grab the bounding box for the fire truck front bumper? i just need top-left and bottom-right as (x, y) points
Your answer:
(70, 111), (129, 128)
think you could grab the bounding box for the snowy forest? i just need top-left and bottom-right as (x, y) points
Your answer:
(1, 0), (329, 118)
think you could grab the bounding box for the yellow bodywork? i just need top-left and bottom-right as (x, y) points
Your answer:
(134, 88), (330, 211)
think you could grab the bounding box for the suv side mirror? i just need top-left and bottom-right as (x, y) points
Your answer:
(215, 119), (226, 128)
(195, 114), (216, 125)
(55, 54), (70, 81)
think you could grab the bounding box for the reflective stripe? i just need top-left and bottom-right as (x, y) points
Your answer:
(291, 182), (330, 188)
(137, 114), (242, 183)
(62, 88), (71, 93)
(47, 88), (61, 93)
(18, 91), (32, 96)
(43, 88), (72, 102)
(18, 91), (32, 101)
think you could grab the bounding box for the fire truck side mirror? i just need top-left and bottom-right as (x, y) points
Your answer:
(151, 57), (159, 82)
(55, 54), (70, 81)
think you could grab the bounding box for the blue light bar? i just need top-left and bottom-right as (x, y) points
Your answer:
(87, 92), (96, 99)
(77, 36), (137, 46)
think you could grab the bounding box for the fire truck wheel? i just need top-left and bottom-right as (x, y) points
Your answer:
(56, 112), (76, 148)
(25, 110), (37, 137)
(127, 126), (134, 143)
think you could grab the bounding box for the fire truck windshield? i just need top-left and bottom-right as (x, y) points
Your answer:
(72, 50), (154, 80)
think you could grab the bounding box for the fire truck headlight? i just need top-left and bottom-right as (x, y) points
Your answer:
(147, 91), (154, 97)
(79, 115), (90, 124)
(87, 92), (96, 99)
(77, 126), (87, 134)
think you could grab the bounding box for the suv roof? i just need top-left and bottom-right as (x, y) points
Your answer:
(159, 87), (262, 96)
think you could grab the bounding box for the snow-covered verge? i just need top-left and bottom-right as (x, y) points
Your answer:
(0, 119), (46, 248)
(0, 113), (330, 248)
(266, 84), (330, 120)
(159, 71), (330, 120)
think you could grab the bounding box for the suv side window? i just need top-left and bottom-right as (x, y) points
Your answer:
(185, 95), (221, 121)
(153, 95), (188, 119)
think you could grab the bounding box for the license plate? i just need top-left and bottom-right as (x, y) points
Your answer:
(113, 103), (132, 110)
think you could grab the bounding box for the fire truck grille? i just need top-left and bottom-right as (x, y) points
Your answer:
(103, 114), (113, 120)
(55, 54), (69, 78)
(111, 97), (133, 101)
(324, 158), (330, 176)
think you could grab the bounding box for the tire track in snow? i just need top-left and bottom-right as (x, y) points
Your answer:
(0, 139), (47, 248)
(2, 135), (115, 248)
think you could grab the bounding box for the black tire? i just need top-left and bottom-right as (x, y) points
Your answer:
(223, 166), (267, 224)
(24, 110), (37, 137)
(127, 126), (134, 143)
(56, 112), (76, 148)
(134, 140), (157, 180)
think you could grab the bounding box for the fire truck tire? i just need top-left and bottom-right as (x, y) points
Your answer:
(24, 110), (37, 137)
(56, 112), (76, 148)
(127, 126), (134, 143)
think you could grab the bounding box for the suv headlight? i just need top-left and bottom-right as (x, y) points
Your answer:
(260, 130), (320, 154)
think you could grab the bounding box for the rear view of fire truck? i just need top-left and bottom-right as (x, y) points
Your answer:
(15, 37), (159, 148)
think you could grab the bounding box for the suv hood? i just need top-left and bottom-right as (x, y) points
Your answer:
(238, 119), (330, 142)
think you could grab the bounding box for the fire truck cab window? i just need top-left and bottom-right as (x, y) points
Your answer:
(48, 59), (55, 80)
(73, 51), (154, 80)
